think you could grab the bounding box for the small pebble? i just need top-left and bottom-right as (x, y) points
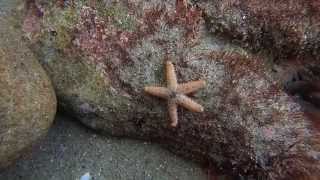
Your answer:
(80, 172), (91, 180)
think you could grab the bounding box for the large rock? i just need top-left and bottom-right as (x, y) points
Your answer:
(197, 0), (320, 109)
(0, 0), (57, 169)
(197, 0), (320, 61)
(24, 0), (320, 179)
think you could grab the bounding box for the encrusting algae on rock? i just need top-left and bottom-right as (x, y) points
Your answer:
(19, 0), (320, 179)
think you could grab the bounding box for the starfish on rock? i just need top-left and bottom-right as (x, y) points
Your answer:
(144, 61), (206, 127)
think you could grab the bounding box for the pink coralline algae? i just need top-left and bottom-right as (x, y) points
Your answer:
(73, 6), (109, 61)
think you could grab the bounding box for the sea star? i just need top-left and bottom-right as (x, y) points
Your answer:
(144, 61), (206, 127)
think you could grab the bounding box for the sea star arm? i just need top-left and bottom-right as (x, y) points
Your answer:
(168, 100), (178, 127)
(177, 80), (206, 94)
(166, 61), (178, 90)
(144, 86), (170, 99)
(176, 94), (204, 112)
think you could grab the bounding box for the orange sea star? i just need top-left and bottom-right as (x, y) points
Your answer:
(144, 61), (206, 127)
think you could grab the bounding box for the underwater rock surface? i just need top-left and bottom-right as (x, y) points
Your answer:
(0, 0), (57, 169)
(22, 0), (320, 179)
(198, 0), (320, 60)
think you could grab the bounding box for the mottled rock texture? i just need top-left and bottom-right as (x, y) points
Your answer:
(0, 0), (57, 169)
(197, 0), (320, 116)
(198, 0), (320, 61)
(23, 0), (320, 179)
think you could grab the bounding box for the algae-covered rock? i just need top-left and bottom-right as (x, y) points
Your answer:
(197, 0), (320, 60)
(197, 0), (320, 111)
(24, 0), (320, 179)
(0, 0), (57, 169)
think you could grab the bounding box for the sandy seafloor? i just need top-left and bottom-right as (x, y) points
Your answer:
(0, 115), (208, 180)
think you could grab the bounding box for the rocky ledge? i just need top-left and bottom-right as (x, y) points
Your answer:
(16, 0), (320, 179)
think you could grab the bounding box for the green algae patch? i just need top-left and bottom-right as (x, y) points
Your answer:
(97, 4), (138, 32)
(40, 6), (78, 50)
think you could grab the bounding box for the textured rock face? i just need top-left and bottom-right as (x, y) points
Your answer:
(24, 0), (320, 179)
(0, 0), (57, 169)
(194, 0), (320, 123)
(198, 0), (320, 60)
